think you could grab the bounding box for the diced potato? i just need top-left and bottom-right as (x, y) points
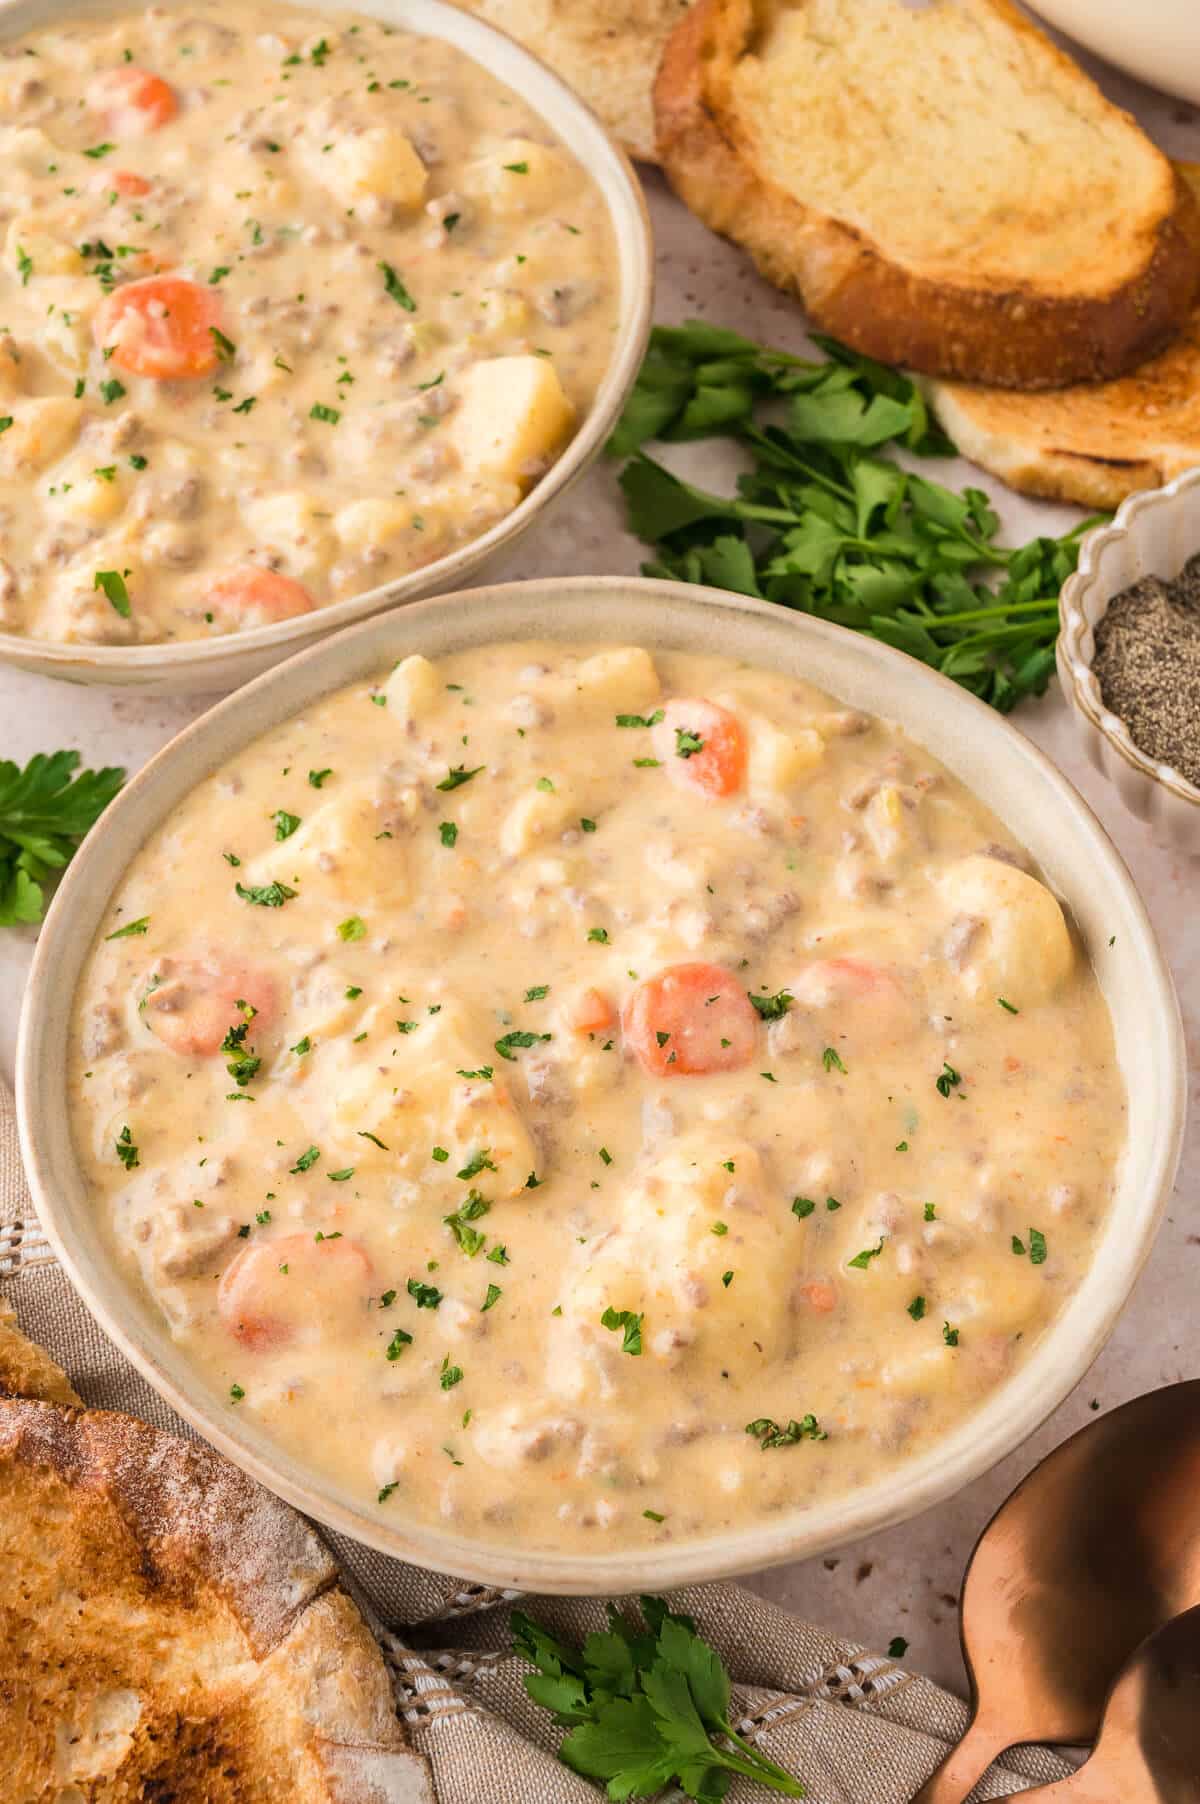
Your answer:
(747, 717), (824, 793)
(462, 139), (568, 215)
(0, 338), (23, 402)
(449, 355), (574, 488)
(315, 127), (427, 209)
(241, 490), (333, 580)
(334, 496), (415, 553)
(47, 464), (126, 526)
(0, 397), (83, 475)
(572, 646), (660, 712)
(385, 653), (440, 720)
(243, 785), (409, 910)
(0, 127), (59, 190)
(42, 299), (94, 375)
(5, 217), (84, 278)
(474, 287), (529, 336)
(940, 853), (1073, 1004)
(500, 778), (576, 858)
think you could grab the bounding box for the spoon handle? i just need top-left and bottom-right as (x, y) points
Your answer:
(911, 1713), (1012, 1804)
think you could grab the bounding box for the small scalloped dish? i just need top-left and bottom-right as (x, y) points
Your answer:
(1058, 467), (1200, 854)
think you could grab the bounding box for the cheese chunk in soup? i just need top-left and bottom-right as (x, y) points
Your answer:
(70, 642), (1125, 1551)
(0, 4), (618, 645)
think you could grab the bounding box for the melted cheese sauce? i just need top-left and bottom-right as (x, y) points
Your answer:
(0, 4), (617, 645)
(69, 642), (1125, 1551)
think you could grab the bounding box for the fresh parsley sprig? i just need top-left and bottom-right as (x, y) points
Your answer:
(513, 1595), (804, 1799)
(0, 751), (124, 925)
(608, 324), (1104, 714)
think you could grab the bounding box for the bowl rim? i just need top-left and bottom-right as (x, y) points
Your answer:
(17, 575), (1187, 1592)
(1058, 466), (1200, 810)
(0, 0), (654, 684)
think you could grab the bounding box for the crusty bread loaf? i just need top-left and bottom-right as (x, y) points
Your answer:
(922, 165), (1200, 506)
(455, 0), (692, 162)
(655, 0), (1200, 389)
(0, 1387), (432, 1801)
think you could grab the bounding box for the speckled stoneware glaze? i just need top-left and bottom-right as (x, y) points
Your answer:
(1058, 466), (1200, 854)
(0, 0), (653, 694)
(18, 579), (1186, 1592)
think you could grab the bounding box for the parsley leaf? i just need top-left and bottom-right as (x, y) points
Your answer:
(494, 1029), (551, 1061)
(749, 988), (791, 1021)
(599, 1306), (643, 1355)
(379, 260), (417, 311)
(436, 763), (484, 791)
(746, 1414), (826, 1448)
(235, 880), (296, 907)
(0, 752), (123, 926)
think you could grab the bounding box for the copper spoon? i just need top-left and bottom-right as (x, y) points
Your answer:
(914, 1380), (1200, 1804)
(1017, 1606), (1200, 1803)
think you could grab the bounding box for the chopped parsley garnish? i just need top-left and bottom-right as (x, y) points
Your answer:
(935, 1061), (962, 1097)
(745, 1415), (826, 1449)
(598, 1146), (613, 1166)
(887, 1637), (909, 1660)
(236, 880), (296, 907)
(580, 817), (597, 833)
(328, 1167), (354, 1182)
(129, 453), (147, 470)
(310, 402), (340, 425)
(99, 377), (126, 406)
(115, 1124), (139, 1169)
(378, 1481), (399, 1502)
(924, 1202), (936, 1221)
(83, 142), (116, 159)
(209, 265), (231, 284)
(456, 1066), (494, 1082)
(386, 1327), (413, 1360)
(431, 1146), (449, 1163)
(337, 915), (366, 940)
(380, 1289), (397, 1307)
(481, 1283), (502, 1313)
(587, 927), (609, 944)
(456, 1149), (496, 1180)
(438, 820), (458, 847)
(524, 984), (550, 1002)
(94, 569), (131, 617)
(233, 395), (256, 415)
(907, 1295), (926, 1321)
(379, 260), (417, 310)
(290, 1145), (320, 1173)
(748, 988), (791, 1020)
(105, 915), (149, 940)
(209, 326), (236, 360)
(494, 1029), (551, 1061)
(711, 1220), (728, 1236)
(674, 727), (704, 758)
(997, 997), (1019, 1014)
(502, 160), (529, 173)
(822, 1046), (847, 1074)
(436, 764), (484, 791)
(722, 1270), (734, 1288)
(444, 1191), (491, 1256)
(826, 1196), (841, 1212)
(614, 709), (664, 728)
(847, 1238), (885, 1270)
(791, 1197), (815, 1220)
(229, 1382), (245, 1403)
(345, 985), (362, 999)
(15, 244), (33, 285)
(407, 1277), (442, 1309)
(272, 808), (301, 840)
(643, 1508), (665, 1524)
(1029, 1227), (1047, 1265)
(487, 1244), (509, 1266)
(439, 1355), (464, 1390)
(1012, 1235), (1026, 1256)
(600, 1306), (643, 1355)
(943, 1322), (960, 1347)
(308, 767), (333, 788)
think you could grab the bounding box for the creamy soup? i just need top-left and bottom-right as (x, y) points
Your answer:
(0, 4), (617, 645)
(70, 641), (1125, 1550)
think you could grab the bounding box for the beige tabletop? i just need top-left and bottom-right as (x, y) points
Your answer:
(1, 34), (1197, 1700)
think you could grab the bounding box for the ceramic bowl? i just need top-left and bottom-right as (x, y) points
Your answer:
(18, 578), (1186, 1592)
(1025, 0), (1200, 105)
(0, 0), (653, 694)
(1057, 467), (1200, 853)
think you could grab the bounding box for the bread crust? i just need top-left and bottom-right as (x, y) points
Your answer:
(0, 1395), (430, 1801)
(654, 0), (1200, 390)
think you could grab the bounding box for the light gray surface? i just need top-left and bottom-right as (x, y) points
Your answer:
(2, 46), (1198, 1691)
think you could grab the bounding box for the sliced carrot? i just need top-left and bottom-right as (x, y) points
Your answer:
(203, 567), (316, 630)
(88, 66), (178, 136)
(217, 1235), (373, 1352)
(94, 275), (225, 380)
(652, 698), (747, 799)
(568, 987), (615, 1036)
(112, 169), (152, 198)
(623, 962), (758, 1077)
(142, 957), (277, 1058)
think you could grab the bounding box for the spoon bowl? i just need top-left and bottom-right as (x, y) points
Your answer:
(915, 1381), (1200, 1802)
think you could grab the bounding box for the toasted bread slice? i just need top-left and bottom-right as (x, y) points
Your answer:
(0, 1391), (432, 1802)
(0, 1298), (81, 1405)
(922, 165), (1200, 506)
(655, 0), (1200, 388)
(455, 0), (692, 162)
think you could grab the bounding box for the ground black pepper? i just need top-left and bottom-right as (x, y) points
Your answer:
(1092, 552), (1200, 789)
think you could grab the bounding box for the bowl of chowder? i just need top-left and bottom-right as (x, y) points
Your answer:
(0, 0), (651, 692)
(19, 578), (1184, 1592)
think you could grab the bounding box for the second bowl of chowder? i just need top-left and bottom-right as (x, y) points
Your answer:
(0, 0), (651, 690)
(19, 578), (1184, 1591)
